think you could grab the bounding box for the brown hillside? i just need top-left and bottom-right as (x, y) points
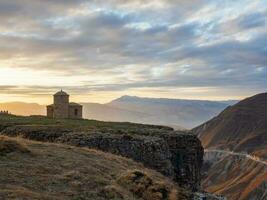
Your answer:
(193, 93), (267, 200)
(202, 154), (267, 200)
(193, 92), (267, 157)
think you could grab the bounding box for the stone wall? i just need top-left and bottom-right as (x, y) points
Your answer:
(54, 95), (69, 119)
(46, 106), (54, 118)
(1, 125), (203, 191)
(68, 105), (83, 119)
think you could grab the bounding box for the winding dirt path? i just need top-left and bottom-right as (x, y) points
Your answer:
(204, 149), (267, 166)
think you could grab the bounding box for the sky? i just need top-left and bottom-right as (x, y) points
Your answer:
(0, 0), (266, 104)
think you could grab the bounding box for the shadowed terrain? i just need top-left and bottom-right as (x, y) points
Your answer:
(0, 136), (192, 200)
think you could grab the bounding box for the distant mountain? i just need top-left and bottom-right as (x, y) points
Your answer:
(0, 102), (45, 116)
(105, 95), (237, 129)
(81, 102), (150, 123)
(192, 93), (267, 200)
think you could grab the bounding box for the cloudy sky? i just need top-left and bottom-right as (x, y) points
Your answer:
(0, 0), (266, 103)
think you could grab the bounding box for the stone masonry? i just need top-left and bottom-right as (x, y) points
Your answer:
(47, 90), (83, 119)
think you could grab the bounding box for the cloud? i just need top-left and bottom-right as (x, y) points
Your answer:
(238, 12), (267, 30)
(0, 0), (266, 101)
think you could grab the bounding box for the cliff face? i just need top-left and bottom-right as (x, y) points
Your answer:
(160, 133), (203, 190)
(1, 125), (203, 191)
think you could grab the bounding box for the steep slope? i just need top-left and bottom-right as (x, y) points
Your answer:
(203, 152), (267, 200)
(192, 93), (267, 200)
(193, 92), (267, 157)
(0, 136), (192, 200)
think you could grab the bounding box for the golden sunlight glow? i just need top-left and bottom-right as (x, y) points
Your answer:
(0, 64), (251, 105)
(0, 66), (115, 86)
(0, 62), (247, 104)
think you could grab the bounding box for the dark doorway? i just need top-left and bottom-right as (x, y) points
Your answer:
(74, 109), (78, 116)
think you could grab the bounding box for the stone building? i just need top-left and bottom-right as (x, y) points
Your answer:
(0, 111), (9, 115)
(47, 90), (83, 119)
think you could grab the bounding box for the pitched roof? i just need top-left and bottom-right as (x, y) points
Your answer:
(69, 102), (82, 106)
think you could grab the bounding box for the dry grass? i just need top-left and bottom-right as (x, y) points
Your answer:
(0, 136), (191, 200)
(0, 136), (30, 156)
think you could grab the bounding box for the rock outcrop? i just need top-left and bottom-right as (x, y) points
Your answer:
(1, 125), (203, 191)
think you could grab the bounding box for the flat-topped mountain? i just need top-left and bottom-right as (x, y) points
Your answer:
(106, 96), (236, 129)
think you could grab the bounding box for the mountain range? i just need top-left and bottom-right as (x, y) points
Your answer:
(0, 96), (237, 129)
(1, 93), (267, 200)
